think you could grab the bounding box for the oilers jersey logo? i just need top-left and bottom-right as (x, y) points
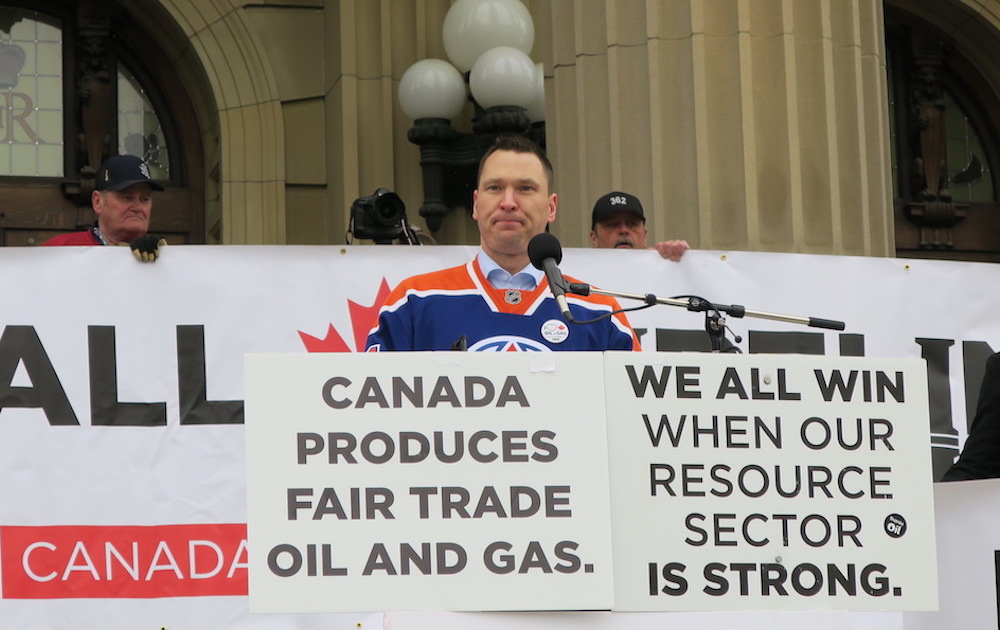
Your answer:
(467, 335), (551, 352)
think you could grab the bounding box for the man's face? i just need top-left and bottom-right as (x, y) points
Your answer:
(473, 149), (556, 260)
(590, 211), (647, 249)
(92, 183), (153, 245)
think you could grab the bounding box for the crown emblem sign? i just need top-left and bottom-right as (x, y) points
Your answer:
(0, 43), (27, 89)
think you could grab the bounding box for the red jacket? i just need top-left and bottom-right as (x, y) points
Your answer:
(44, 229), (102, 246)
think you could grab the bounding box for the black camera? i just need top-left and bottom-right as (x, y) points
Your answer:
(350, 188), (412, 244)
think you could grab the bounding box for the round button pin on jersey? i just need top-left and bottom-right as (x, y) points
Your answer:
(541, 319), (569, 344)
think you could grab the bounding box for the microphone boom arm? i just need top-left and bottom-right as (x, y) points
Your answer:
(568, 282), (845, 351)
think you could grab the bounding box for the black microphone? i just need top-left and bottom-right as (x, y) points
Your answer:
(527, 232), (573, 321)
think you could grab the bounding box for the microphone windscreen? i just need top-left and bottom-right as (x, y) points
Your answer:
(527, 232), (562, 270)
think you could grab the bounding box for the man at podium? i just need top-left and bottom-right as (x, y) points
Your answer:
(365, 136), (639, 353)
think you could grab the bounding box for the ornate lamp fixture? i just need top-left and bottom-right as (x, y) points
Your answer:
(398, 0), (545, 232)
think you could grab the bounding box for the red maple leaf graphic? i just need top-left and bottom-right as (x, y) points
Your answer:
(298, 324), (351, 353)
(298, 278), (391, 352)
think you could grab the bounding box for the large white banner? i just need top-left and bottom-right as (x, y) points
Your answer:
(0, 244), (998, 628)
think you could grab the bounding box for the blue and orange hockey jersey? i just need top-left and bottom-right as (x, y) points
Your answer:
(365, 257), (640, 352)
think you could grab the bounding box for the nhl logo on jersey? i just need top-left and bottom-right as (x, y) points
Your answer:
(541, 319), (569, 344)
(504, 289), (522, 305)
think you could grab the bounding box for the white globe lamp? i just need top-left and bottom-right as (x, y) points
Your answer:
(442, 0), (534, 73)
(469, 46), (537, 109)
(398, 58), (467, 120)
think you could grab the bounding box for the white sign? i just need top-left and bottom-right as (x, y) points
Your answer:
(604, 353), (937, 611)
(245, 352), (615, 612)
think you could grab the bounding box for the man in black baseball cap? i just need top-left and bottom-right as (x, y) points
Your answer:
(44, 155), (167, 262)
(590, 190), (689, 261)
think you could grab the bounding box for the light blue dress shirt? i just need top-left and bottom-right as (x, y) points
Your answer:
(476, 250), (545, 290)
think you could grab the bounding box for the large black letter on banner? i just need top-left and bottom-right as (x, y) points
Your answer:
(0, 326), (78, 425)
(177, 325), (244, 424)
(88, 326), (167, 426)
(916, 338), (958, 479)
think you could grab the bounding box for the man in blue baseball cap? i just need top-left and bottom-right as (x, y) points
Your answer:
(44, 154), (167, 262)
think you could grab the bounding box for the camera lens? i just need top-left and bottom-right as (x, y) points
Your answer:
(373, 191), (405, 226)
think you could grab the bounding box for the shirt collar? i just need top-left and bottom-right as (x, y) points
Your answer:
(477, 249), (545, 290)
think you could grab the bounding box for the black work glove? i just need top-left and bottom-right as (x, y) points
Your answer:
(129, 235), (167, 263)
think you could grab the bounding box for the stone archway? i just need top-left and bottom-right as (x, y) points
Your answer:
(133, 0), (287, 244)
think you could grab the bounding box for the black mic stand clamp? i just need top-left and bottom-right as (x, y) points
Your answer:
(686, 297), (744, 352)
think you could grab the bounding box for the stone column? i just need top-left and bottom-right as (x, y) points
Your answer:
(541, 0), (894, 256)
